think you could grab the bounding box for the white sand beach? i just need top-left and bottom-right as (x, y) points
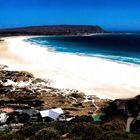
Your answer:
(1, 36), (140, 99)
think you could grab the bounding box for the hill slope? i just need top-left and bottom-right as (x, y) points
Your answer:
(0, 25), (105, 36)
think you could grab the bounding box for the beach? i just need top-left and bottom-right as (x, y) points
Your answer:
(1, 36), (140, 99)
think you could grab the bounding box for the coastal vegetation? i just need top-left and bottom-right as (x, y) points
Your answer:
(0, 120), (139, 139)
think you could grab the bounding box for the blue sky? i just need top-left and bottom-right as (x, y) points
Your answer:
(0, 0), (140, 31)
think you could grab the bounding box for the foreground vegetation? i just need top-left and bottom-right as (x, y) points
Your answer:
(0, 119), (140, 140)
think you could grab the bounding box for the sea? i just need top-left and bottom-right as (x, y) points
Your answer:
(27, 33), (140, 65)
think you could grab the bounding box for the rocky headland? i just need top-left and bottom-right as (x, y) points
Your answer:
(0, 25), (105, 36)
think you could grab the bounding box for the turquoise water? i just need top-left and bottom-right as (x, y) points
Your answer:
(27, 34), (140, 65)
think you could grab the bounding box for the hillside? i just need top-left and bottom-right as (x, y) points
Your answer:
(0, 25), (105, 36)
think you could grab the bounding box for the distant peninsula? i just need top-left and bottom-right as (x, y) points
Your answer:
(0, 25), (105, 36)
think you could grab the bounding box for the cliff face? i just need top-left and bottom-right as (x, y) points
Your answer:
(0, 25), (105, 36)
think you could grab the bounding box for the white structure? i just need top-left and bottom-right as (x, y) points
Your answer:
(0, 112), (8, 123)
(40, 108), (63, 120)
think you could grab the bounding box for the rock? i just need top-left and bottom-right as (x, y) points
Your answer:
(68, 92), (85, 101)
(86, 95), (100, 100)
(82, 101), (93, 107)
(64, 111), (70, 115)
(58, 99), (65, 104)
(0, 85), (13, 94)
(32, 78), (48, 85)
(3, 71), (34, 82)
(72, 102), (82, 107)
(0, 65), (8, 70)
(88, 110), (93, 114)
(12, 87), (34, 94)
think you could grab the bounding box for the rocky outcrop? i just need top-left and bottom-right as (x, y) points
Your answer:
(0, 70), (34, 82)
(0, 65), (111, 116)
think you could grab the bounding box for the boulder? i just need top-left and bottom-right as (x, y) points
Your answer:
(68, 92), (85, 101)
(72, 102), (82, 107)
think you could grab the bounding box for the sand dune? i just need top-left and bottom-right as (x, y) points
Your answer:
(1, 36), (140, 99)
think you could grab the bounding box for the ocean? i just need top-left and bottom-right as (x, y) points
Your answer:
(27, 33), (140, 65)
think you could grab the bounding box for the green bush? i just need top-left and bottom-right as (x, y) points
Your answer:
(0, 131), (25, 140)
(34, 127), (60, 140)
(18, 120), (140, 140)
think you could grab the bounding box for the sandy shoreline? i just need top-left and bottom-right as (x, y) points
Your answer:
(1, 36), (140, 99)
(0, 39), (27, 65)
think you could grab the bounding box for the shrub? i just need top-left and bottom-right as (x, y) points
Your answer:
(0, 131), (25, 140)
(34, 127), (60, 140)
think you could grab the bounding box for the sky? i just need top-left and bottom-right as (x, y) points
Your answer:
(0, 0), (140, 31)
